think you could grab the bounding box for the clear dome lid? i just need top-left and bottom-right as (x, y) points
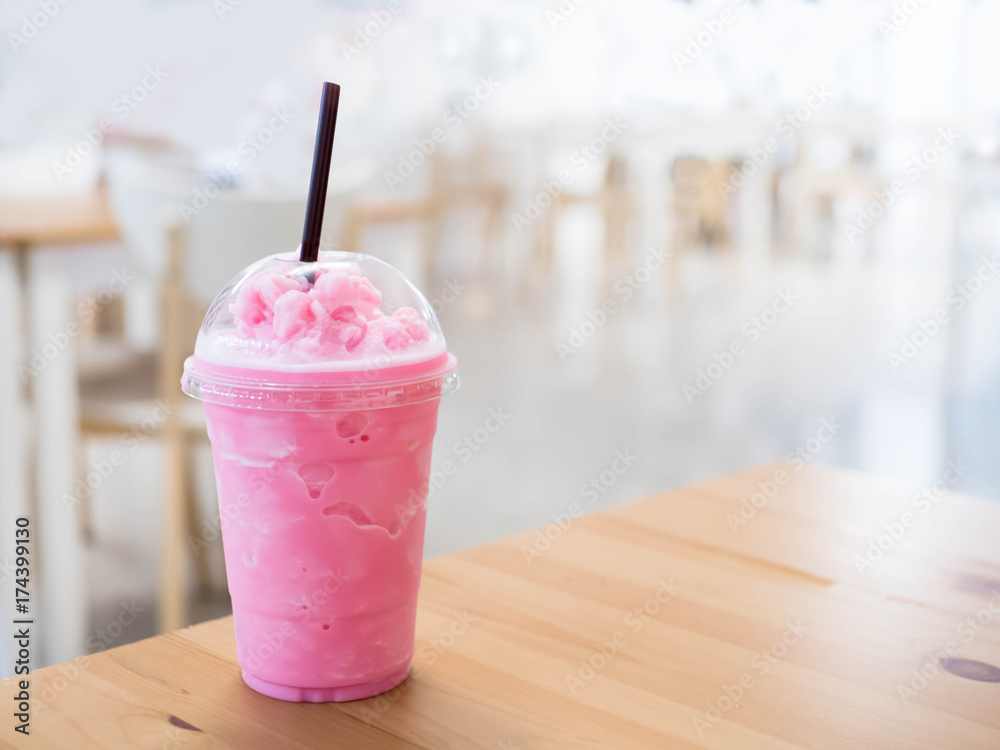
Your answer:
(181, 250), (458, 410)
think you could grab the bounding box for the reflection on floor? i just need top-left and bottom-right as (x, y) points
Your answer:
(429, 229), (1000, 559)
(87, 209), (1000, 651)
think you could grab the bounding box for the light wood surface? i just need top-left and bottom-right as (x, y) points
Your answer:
(0, 189), (119, 248)
(4, 463), (1000, 748)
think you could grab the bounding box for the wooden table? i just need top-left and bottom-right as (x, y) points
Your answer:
(0, 189), (119, 670)
(0, 189), (119, 249)
(4, 463), (999, 749)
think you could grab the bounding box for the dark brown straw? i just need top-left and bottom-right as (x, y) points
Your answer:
(300, 82), (341, 263)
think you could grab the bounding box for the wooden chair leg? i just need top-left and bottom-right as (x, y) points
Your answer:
(537, 200), (558, 273)
(184, 440), (212, 596)
(159, 419), (187, 633)
(421, 208), (445, 287)
(159, 221), (188, 633)
(603, 193), (628, 276)
(340, 209), (365, 254)
(75, 441), (94, 544)
(482, 189), (507, 275)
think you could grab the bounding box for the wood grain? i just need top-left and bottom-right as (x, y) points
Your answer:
(3, 463), (999, 749)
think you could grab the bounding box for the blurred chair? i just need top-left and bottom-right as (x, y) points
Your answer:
(535, 152), (639, 274)
(76, 219), (206, 634)
(448, 139), (510, 275)
(776, 112), (882, 258)
(339, 154), (447, 282)
(88, 150), (332, 632)
(340, 147), (508, 282)
(669, 157), (737, 258)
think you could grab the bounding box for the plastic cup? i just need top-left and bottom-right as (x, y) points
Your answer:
(181, 251), (458, 702)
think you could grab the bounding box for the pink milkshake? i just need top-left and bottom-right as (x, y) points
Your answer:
(181, 251), (458, 702)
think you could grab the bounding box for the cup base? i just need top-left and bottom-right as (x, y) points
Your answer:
(241, 665), (410, 703)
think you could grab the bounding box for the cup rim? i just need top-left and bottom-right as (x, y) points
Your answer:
(181, 352), (459, 411)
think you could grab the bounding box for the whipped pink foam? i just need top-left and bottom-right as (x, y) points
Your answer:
(196, 262), (445, 370)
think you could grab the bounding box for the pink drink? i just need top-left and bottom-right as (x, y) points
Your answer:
(182, 252), (458, 702)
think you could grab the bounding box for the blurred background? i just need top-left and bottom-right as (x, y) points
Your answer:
(2, 0), (1000, 672)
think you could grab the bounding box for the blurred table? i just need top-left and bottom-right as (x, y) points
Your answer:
(0, 189), (120, 669)
(0, 189), (119, 248)
(5, 463), (999, 748)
